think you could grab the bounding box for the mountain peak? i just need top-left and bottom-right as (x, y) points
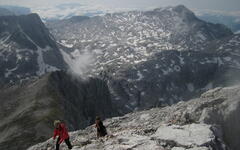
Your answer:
(173, 5), (190, 11)
(152, 5), (198, 22)
(173, 5), (198, 21)
(22, 13), (41, 19)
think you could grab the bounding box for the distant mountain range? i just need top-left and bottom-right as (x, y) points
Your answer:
(46, 5), (238, 113)
(0, 5), (31, 16)
(1, 4), (239, 33)
(197, 13), (240, 33)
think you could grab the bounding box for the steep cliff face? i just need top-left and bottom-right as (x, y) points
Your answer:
(0, 71), (116, 150)
(1, 14), (56, 49)
(28, 85), (240, 150)
(199, 87), (240, 150)
(48, 71), (116, 129)
(0, 14), (66, 84)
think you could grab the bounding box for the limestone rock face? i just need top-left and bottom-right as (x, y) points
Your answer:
(28, 85), (240, 150)
(199, 86), (240, 150)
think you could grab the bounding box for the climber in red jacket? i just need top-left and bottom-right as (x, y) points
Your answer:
(53, 120), (73, 150)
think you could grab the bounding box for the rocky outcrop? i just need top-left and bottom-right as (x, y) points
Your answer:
(28, 85), (240, 150)
(0, 71), (116, 150)
(199, 87), (240, 150)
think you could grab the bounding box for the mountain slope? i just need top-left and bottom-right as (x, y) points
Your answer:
(0, 14), (66, 85)
(47, 5), (233, 77)
(0, 71), (116, 150)
(205, 34), (240, 85)
(46, 5), (239, 114)
(28, 85), (240, 150)
(48, 5), (232, 54)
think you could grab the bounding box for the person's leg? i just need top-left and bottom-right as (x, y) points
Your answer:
(97, 129), (100, 138)
(56, 137), (60, 150)
(99, 128), (107, 137)
(65, 138), (73, 149)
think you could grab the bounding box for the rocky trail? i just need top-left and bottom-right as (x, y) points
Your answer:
(28, 85), (240, 150)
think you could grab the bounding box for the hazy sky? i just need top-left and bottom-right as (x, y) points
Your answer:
(0, 0), (239, 11)
(0, 0), (239, 19)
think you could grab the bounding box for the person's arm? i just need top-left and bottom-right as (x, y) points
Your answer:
(95, 120), (100, 129)
(53, 129), (58, 139)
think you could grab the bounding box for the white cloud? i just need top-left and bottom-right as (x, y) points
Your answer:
(60, 49), (95, 77)
(29, 1), (114, 19)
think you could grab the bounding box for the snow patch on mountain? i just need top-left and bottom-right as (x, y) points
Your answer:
(36, 47), (59, 76)
(5, 66), (18, 78)
(235, 30), (240, 34)
(60, 40), (74, 48)
(23, 32), (60, 76)
(187, 83), (195, 92)
(136, 71), (144, 81)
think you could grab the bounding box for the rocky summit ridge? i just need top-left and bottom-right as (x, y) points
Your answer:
(28, 85), (240, 150)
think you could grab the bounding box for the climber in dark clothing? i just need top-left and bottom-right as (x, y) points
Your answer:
(95, 116), (107, 137)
